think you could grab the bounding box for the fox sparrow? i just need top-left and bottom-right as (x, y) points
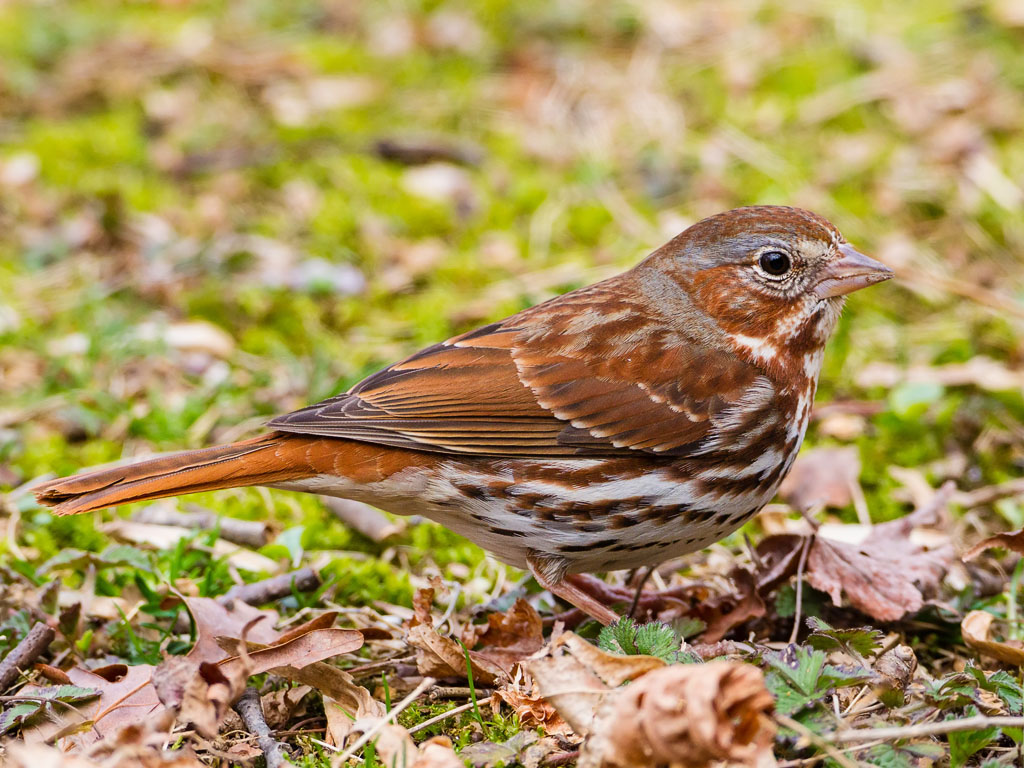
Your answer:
(35, 206), (892, 623)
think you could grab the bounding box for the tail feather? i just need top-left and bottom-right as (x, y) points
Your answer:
(33, 434), (315, 516)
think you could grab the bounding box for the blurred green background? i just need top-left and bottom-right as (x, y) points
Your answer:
(1, 0), (1022, 579)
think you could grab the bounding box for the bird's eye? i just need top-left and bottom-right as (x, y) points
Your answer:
(758, 250), (791, 277)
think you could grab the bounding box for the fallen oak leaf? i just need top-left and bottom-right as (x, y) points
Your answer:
(274, 610), (339, 644)
(961, 610), (1024, 665)
(460, 598), (545, 677)
(762, 482), (955, 623)
(582, 661), (776, 768)
(407, 623), (504, 685)
(524, 631), (665, 735)
(180, 659), (251, 738)
(804, 535), (945, 622)
(217, 627), (365, 678)
(65, 663), (164, 745)
(221, 636), (383, 721)
(182, 596), (280, 664)
(492, 681), (574, 737)
(964, 529), (1024, 562)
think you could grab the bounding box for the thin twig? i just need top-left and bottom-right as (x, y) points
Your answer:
(133, 505), (269, 548)
(234, 686), (288, 768)
(789, 535), (813, 645)
(428, 686), (495, 701)
(628, 566), (655, 619)
(345, 655), (416, 680)
(0, 623), (55, 692)
(335, 677), (436, 764)
(406, 701), (476, 735)
(828, 715), (1024, 743)
(220, 568), (321, 606)
(776, 713), (861, 768)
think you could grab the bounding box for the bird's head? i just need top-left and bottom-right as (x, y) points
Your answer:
(647, 205), (893, 374)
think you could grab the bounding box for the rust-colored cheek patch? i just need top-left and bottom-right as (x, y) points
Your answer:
(689, 266), (794, 336)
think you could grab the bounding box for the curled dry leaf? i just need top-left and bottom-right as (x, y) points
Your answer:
(761, 482), (954, 622)
(179, 659), (251, 738)
(524, 631), (665, 735)
(961, 610), (1024, 665)
(217, 627), (364, 679)
(408, 623), (505, 685)
(461, 598), (545, 677)
(493, 682), (573, 737)
(778, 446), (860, 512)
(964, 529), (1024, 561)
(582, 661), (777, 768)
(375, 725), (464, 768)
(183, 596), (280, 664)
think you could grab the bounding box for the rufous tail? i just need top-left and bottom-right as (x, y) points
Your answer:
(33, 433), (317, 516)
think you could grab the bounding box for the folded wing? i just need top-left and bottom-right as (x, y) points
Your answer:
(268, 280), (765, 457)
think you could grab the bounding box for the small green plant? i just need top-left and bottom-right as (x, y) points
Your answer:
(0, 685), (100, 735)
(764, 644), (873, 718)
(804, 615), (884, 660)
(597, 617), (698, 664)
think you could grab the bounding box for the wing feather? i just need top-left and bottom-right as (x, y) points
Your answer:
(268, 276), (768, 457)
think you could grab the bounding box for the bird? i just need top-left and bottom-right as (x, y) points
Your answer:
(34, 206), (892, 624)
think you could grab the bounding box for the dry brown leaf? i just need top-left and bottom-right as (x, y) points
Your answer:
(763, 483), (954, 622)
(805, 536), (939, 622)
(179, 658), (251, 738)
(698, 568), (766, 643)
(961, 610), (1024, 665)
(493, 683), (574, 737)
(260, 685), (313, 728)
(964, 529), (1024, 561)
(6, 739), (203, 767)
(414, 736), (465, 767)
(412, 586), (435, 626)
(557, 631), (666, 687)
(227, 634), (383, 721)
(460, 598), (545, 676)
(524, 631), (665, 735)
(152, 655), (197, 711)
(582, 662), (776, 768)
(275, 610), (339, 644)
(218, 627), (364, 678)
(873, 645), (918, 706)
(374, 725), (464, 768)
(182, 596), (280, 664)
(778, 446), (860, 512)
(407, 623), (505, 685)
(66, 664), (164, 745)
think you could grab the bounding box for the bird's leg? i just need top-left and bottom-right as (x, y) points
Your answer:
(627, 566), (656, 618)
(527, 553), (620, 626)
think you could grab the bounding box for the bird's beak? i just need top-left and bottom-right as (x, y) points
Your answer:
(812, 243), (893, 300)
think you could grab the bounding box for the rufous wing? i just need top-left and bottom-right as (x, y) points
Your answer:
(269, 278), (764, 457)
